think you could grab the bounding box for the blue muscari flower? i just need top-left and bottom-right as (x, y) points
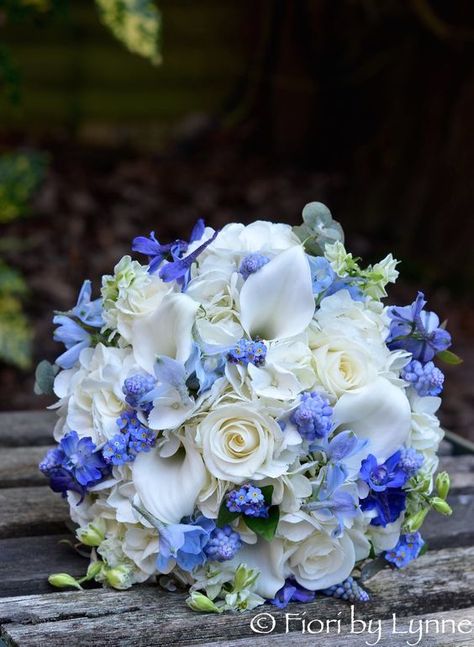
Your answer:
(204, 525), (242, 562)
(269, 579), (316, 608)
(39, 431), (109, 501)
(359, 451), (409, 492)
(53, 280), (103, 369)
(122, 374), (156, 411)
(308, 256), (336, 294)
(156, 515), (216, 573)
(397, 447), (424, 478)
(239, 253), (270, 279)
(226, 484), (269, 518)
(385, 532), (425, 568)
(360, 488), (406, 527)
(402, 359), (444, 397)
(227, 338), (267, 367)
(387, 292), (451, 362)
(321, 576), (370, 602)
(291, 391), (333, 440)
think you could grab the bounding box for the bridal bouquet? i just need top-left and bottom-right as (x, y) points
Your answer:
(37, 202), (458, 612)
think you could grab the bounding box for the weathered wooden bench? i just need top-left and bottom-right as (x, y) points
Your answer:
(1, 411), (474, 646)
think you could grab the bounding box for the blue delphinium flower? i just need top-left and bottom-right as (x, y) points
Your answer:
(39, 430), (109, 501)
(53, 280), (103, 369)
(226, 484), (269, 518)
(122, 374), (156, 410)
(324, 277), (365, 302)
(227, 338), (267, 367)
(156, 515), (216, 573)
(290, 391), (333, 440)
(308, 256), (335, 294)
(397, 447), (424, 478)
(239, 253), (270, 279)
(385, 532), (424, 568)
(321, 576), (370, 602)
(402, 360), (444, 397)
(359, 452), (409, 492)
(133, 219), (217, 289)
(387, 292), (451, 362)
(269, 579), (316, 608)
(360, 488), (407, 527)
(102, 411), (156, 466)
(204, 525), (241, 562)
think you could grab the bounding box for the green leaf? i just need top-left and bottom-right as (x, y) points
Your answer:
(216, 500), (239, 528)
(259, 485), (274, 506)
(34, 359), (59, 395)
(0, 151), (48, 223)
(95, 0), (162, 65)
(436, 349), (463, 365)
(244, 506), (280, 542)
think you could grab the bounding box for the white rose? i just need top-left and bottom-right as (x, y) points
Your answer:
(311, 336), (377, 399)
(196, 404), (299, 483)
(208, 221), (300, 255)
(286, 526), (355, 590)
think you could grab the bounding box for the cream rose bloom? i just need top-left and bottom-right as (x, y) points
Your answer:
(196, 404), (300, 483)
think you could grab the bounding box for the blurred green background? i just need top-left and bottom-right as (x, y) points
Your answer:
(0, 0), (472, 440)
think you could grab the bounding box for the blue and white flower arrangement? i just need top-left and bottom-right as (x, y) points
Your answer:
(37, 202), (460, 612)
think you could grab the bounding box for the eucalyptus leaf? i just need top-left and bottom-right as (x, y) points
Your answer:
(34, 359), (59, 395)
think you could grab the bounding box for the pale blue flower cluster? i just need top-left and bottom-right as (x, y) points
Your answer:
(290, 391), (333, 440)
(102, 411), (156, 466)
(385, 532), (425, 568)
(226, 484), (269, 518)
(402, 360), (444, 397)
(321, 576), (369, 602)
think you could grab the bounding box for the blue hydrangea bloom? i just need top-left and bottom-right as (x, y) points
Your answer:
(360, 488), (407, 527)
(397, 447), (424, 478)
(385, 532), (425, 568)
(122, 374), (156, 411)
(39, 431), (108, 501)
(204, 525), (241, 561)
(269, 579), (316, 608)
(308, 256), (336, 294)
(239, 253), (270, 279)
(359, 451), (409, 492)
(291, 392), (333, 440)
(227, 338), (267, 367)
(324, 277), (365, 302)
(387, 292), (451, 362)
(156, 515), (215, 573)
(321, 576), (370, 602)
(402, 360), (444, 396)
(226, 484), (269, 518)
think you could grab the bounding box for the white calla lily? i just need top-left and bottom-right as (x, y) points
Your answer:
(231, 538), (286, 599)
(131, 293), (199, 374)
(239, 245), (315, 341)
(132, 438), (207, 525)
(333, 377), (411, 465)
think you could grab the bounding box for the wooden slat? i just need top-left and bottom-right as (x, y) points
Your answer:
(423, 493), (474, 549)
(438, 455), (474, 493)
(0, 446), (53, 488)
(1, 546), (473, 646)
(195, 608), (474, 647)
(0, 411), (56, 447)
(0, 536), (93, 598)
(0, 487), (68, 539)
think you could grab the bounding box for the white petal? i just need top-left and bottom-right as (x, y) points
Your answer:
(333, 377), (411, 465)
(132, 438), (207, 524)
(232, 538), (286, 598)
(239, 246), (315, 341)
(132, 293), (199, 374)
